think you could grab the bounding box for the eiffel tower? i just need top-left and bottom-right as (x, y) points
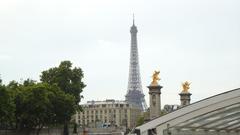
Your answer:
(125, 18), (147, 111)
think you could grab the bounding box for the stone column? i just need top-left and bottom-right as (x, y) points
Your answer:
(179, 91), (192, 106)
(148, 85), (163, 119)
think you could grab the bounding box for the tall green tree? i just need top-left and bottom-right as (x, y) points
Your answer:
(10, 82), (76, 135)
(7, 80), (23, 130)
(17, 83), (53, 134)
(48, 85), (77, 124)
(40, 61), (85, 104)
(0, 80), (15, 129)
(40, 61), (85, 135)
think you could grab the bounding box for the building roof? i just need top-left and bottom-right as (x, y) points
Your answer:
(136, 88), (240, 134)
(82, 99), (129, 105)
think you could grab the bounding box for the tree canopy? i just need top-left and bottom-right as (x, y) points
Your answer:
(40, 61), (86, 105)
(0, 83), (15, 129)
(0, 61), (85, 135)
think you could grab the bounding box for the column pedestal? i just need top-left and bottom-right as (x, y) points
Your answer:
(179, 92), (192, 106)
(148, 85), (163, 119)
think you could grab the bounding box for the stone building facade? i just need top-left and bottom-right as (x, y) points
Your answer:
(74, 99), (141, 129)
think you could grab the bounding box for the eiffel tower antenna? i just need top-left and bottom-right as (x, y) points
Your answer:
(133, 13), (135, 25)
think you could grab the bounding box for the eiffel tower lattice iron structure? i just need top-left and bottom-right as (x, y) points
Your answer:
(125, 18), (147, 111)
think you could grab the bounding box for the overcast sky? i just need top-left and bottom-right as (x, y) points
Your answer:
(1, 0), (240, 107)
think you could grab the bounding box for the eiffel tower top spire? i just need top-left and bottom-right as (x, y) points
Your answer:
(133, 13), (135, 26)
(130, 15), (137, 33)
(126, 17), (147, 111)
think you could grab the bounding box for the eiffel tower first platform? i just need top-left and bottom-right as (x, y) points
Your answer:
(125, 18), (147, 111)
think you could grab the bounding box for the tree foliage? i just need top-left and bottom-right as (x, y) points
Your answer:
(16, 83), (53, 132)
(0, 60), (85, 135)
(48, 85), (77, 123)
(136, 116), (144, 127)
(2, 80), (77, 135)
(0, 83), (15, 129)
(40, 61), (85, 135)
(40, 61), (86, 105)
(13, 83), (76, 134)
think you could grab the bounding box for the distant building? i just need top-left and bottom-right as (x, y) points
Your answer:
(74, 99), (141, 129)
(162, 104), (180, 113)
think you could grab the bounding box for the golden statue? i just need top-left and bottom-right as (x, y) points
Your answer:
(151, 71), (160, 85)
(182, 81), (191, 92)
